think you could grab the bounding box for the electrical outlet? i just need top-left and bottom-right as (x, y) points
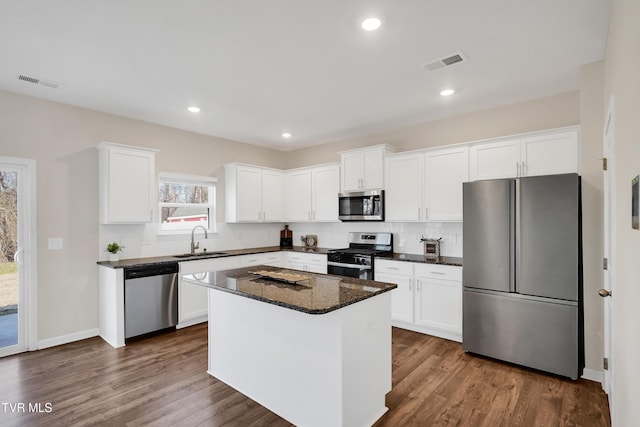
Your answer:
(48, 238), (63, 250)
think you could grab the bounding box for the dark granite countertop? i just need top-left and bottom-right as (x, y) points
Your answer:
(96, 245), (462, 269)
(384, 253), (463, 267)
(97, 246), (333, 269)
(182, 265), (397, 315)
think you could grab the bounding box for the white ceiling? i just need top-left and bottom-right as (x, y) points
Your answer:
(0, 1), (610, 151)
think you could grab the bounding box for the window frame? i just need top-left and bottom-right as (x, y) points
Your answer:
(157, 172), (217, 235)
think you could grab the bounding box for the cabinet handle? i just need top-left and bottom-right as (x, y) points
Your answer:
(425, 208), (428, 219)
(387, 267), (399, 270)
(312, 210), (315, 220)
(516, 162), (521, 177)
(521, 161), (526, 176)
(409, 279), (412, 291)
(431, 271), (446, 275)
(417, 281), (421, 292)
(418, 208), (421, 220)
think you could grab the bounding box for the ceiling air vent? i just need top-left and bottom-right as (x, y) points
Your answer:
(424, 52), (467, 72)
(18, 74), (40, 84)
(17, 74), (61, 89)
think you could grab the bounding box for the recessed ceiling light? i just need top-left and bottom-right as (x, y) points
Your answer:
(440, 89), (455, 97)
(187, 106), (201, 113)
(282, 132), (292, 138)
(361, 17), (381, 31)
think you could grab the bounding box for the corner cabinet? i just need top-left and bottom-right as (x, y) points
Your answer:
(375, 259), (462, 342)
(97, 142), (157, 224)
(285, 164), (340, 222)
(469, 127), (579, 181)
(340, 145), (395, 191)
(225, 164), (284, 223)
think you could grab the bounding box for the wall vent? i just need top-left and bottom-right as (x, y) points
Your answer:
(17, 74), (61, 89)
(424, 52), (467, 72)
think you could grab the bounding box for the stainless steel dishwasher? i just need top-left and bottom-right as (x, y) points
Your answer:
(124, 263), (179, 339)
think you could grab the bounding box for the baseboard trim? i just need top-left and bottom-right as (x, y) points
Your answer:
(177, 316), (208, 329)
(38, 328), (100, 350)
(581, 368), (603, 383)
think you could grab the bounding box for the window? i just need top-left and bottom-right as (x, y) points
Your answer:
(158, 173), (216, 233)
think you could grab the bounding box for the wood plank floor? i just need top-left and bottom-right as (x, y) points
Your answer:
(0, 324), (610, 426)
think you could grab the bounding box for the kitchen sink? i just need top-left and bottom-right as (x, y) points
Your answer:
(173, 252), (228, 258)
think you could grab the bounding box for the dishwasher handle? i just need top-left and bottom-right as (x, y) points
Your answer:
(125, 263), (179, 280)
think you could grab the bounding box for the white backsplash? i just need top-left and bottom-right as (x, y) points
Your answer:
(99, 221), (462, 261)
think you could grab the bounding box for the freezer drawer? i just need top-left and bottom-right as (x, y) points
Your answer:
(462, 289), (583, 379)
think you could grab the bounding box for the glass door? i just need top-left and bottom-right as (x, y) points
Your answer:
(0, 168), (19, 351)
(0, 157), (35, 357)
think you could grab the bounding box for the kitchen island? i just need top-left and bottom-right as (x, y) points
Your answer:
(182, 266), (397, 427)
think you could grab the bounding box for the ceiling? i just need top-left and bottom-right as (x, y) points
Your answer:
(0, 1), (610, 151)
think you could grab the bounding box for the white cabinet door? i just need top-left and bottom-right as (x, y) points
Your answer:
(469, 138), (520, 181)
(385, 154), (423, 222)
(424, 146), (469, 221)
(98, 143), (156, 224)
(341, 152), (364, 191)
(235, 166), (262, 222)
(414, 277), (462, 335)
(521, 130), (578, 176)
(362, 149), (385, 189)
(286, 169), (312, 222)
(287, 252), (327, 273)
(312, 165), (340, 221)
(376, 272), (414, 324)
(261, 169), (284, 222)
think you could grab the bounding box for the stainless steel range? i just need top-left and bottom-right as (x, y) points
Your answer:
(327, 232), (393, 280)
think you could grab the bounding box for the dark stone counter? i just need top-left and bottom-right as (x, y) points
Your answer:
(384, 253), (463, 267)
(97, 246), (332, 269)
(182, 266), (397, 315)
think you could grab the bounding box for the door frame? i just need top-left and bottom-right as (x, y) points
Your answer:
(602, 96), (615, 418)
(0, 156), (37, 357)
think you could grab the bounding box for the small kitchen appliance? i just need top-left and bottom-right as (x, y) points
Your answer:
(280, 225), (293, 247)
(327, 232), (393, 280)
(420, 237), (442, 260)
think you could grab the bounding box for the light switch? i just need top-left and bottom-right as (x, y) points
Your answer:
(48, 238), (63, 250)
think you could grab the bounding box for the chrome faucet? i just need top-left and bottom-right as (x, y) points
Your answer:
(191, 225), (208, 255)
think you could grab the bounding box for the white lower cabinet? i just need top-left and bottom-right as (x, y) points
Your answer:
(286, 252), (327, 273)
(375, 259), (462, 342)
(178, 256), (241, 328)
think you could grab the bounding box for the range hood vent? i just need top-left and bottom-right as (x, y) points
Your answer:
(17, 74), (61, 89)
(424, 52), (467, 72)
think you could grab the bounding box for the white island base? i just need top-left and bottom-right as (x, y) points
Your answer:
(207, 288), (392, 427)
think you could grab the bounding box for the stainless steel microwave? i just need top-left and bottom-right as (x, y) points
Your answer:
(338, 190), (384, 221)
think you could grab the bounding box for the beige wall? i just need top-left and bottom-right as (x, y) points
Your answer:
(579, 61), (605, 373)
(603, 0), (640, 424)
(0, 89), (285, 342)
(284, 91), (580, 168)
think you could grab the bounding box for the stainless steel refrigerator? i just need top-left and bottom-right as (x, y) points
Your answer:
(462, 173), (584, 379)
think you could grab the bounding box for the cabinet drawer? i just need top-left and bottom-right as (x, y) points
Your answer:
(180, 257), (240, 274)
(375, 259), (413, 276)
(414, 263), (462, 281)
(288, 252), (327, 266)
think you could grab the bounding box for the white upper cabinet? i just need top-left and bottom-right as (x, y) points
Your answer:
(225, 164), (284, 223)
(469, 127), (579, 181)
(520, 130), (579, 177)
(285, 164), (340, 222)
(385, 146), (468, 222)
(385, 153), (424, 222)
(424, 146), (469, 221)
(340, 145), (394, 191)
(285, 169), (313, 222)
(97, 142), (157, 224)
(311, 165), (340, 221)
(469, 138), (521, 181)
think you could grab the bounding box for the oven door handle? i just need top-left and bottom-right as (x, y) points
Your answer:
(327, 261), (371, 270)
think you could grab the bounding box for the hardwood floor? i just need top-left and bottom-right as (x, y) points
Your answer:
(0, 325), (609, 426)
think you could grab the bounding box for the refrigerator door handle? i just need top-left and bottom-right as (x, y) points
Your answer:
(512, 179), (519, 293)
